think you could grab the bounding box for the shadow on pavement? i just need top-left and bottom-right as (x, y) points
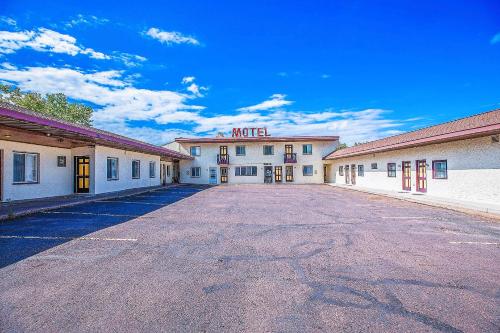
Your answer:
(0, 184), (211, 269)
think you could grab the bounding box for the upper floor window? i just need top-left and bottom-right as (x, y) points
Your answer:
(387, 163), (396, 177)
(132, 160), (140, 179)
(263, 145), (274, 155)
(190, 146), (201, 156)
(236, 145), (246, 156)
(358, 165), (364, 177)
(302, 144), (312, 155)
(371, 163), (378, 170)
(13, 152), (39, 183)
(303, 165), (313, 176)
(191, 167), (201, 177)
(432, 160), (447, 179)
(339, 165), (344, 176)
(107, 157), (119, 180)
(149, 162), (156, 178)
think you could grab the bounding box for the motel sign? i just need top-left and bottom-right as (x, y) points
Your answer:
(232, 127), (271, 137)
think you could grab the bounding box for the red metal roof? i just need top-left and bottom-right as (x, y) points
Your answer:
(324, 109), (500, 160)
(0, 102), (193, 160)
(175, 135), (339, 144)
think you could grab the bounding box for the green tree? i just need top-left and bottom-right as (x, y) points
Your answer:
(336, 143), (348, 150)
(0, 84), (93, 126)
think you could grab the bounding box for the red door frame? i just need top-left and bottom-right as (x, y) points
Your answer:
(416, 160), (427, 193)
(402, 161), (411, 191)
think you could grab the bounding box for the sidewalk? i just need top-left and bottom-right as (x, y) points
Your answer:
(0, 185), (176, 221)
(328, 183), (500, 219)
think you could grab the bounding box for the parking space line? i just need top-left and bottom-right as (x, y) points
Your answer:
(0, 235), (138, 242)
(449, 241), (499, 245)
(97, 200), (164, 206)
(41, 211), (141, 218)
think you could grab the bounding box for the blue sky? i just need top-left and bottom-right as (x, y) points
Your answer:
(0, 0), (499, 145)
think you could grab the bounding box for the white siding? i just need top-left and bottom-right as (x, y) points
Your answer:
(327, 136), (500, 205)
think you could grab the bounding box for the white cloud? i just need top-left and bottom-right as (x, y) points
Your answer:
(182, 76), (195, 84)
(0, 27), (109, 59)
(145, 27), (200, 46)
(0, 65), (405, 145)
(64, 14), (110, 28)
(0, 17), (17, 27)
(111, 52), (147, 67)
(237, 94), (293, 112)
(491, 32), (500, 45)
(321, 74), (331, 79)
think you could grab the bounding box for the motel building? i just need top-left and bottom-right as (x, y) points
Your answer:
(323, 109), (500, 208)
(0, 103), (192, 203)
(165, 128), (339, 185)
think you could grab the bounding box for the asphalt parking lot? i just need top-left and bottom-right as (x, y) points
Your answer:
(0, 184), (499, 332)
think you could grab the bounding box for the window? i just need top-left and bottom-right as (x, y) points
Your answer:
(358, 165), (364, 177)
(190, 146), (201, 156)
(302, 144), (312, 155)
(286, 166), (294, 182)
(132, 160), (140, 179)
(371, 163), (378, 170)
(263, 145), (274, 155)
(339, 166), (344, 176)
(57, 156), (66, 167)
(433, 160), (447, 179)
(107, 157), (119, 180)
(303, 165), (313, 176)
(235, 166), (257, 176)
(191, 167), (201, 177)
(387, 163), (396, 177)
(149, 162), (156, 178)
(13, 152), (39, 183)
(236, 145), (246, 156)
(167, 165), (171, 177)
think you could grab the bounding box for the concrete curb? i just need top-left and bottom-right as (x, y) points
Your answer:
(328, 184), (500, 221)
(0, 184), (182, 222)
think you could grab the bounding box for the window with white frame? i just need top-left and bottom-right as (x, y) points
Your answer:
(191, 167), (201, 177)
(302, 144), (312, 155)
(303, 165), (313, 176)
(167, 165), (171, 177)
(432, 160), (447, 179)
(371, 163), (378, 170)
(339, 165), (344, 176)
(358, 165), (364, 177)
(190, 146), (201, 156)
(235, 166), (257, 176)
(387, 163), (396, 177)
(132, 160), (140, 179)
(13, 152), (39, 183)
(236, 145), (246, 156)
(263, 145), (274, 155)
(149, 161), (156, 178)
(107, 157), (119, 180)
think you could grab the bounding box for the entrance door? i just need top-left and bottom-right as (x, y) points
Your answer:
(173, 160), (180, 183)
(264, 166), (273, 183)
(161, 164), (167, 185)
(286, 166), (294, 182)
(75, 156), (90, 193)
(416, 160), (427, 192)
(274, 166), (282, 182)
(0, 150), (3, 201)
(344, 165), (350, 184)
(220, 167), (228, 183)
(351, 164), (356, 185)
(209, 167), (217, 184)
(402, 161), (411, 191)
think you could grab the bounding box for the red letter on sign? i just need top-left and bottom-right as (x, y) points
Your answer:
(232, 128), (242, 137)
(264, 128), (270, 136)
(242, 128), (249, 137)
(257, 128), (264, 137)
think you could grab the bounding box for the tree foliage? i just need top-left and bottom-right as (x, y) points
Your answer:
(0, 84), (93, 126)
(336, 143), (349, 150)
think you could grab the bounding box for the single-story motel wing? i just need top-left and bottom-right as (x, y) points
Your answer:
(1, 101), (499, 210)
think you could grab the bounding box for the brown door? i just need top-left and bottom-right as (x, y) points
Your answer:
(350, 164), (356, 185)
(75, 156), (90, 193)
(286, 166), (294, 182)
(416, 160), (427, 192)
(275, 166), (282, 182)
(220, 167), (228, 183)
(402, 161), (411, 191)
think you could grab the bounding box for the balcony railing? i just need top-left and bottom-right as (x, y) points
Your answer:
(284, 153), (297, 163)
(217, 154), (230, 165)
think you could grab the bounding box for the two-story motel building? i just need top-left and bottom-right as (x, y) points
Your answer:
(165, 131), (339, 185)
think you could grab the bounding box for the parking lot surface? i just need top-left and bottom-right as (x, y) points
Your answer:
(0, 184), (499, 332)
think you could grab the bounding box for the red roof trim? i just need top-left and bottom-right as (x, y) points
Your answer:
(175, 136), (339, 144)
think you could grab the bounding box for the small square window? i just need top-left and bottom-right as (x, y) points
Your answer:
(236, 146), (246, 156)
(302, 144), (312, 155)
(263, 145), (274, 155)
(358, 165), (364, 177)
(57, 156), (66, 167)
(387, 163), (396, 177)
(339, 165), (344, 176)
(13, 152), (39, 183)
(191, 167), (201, 177)
(190, 146), (201, 156)
(303, 165), (313, 176)
(371, 163), (378, 170)
(432, 160), (447, 179)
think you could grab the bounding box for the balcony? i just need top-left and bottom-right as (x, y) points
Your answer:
(284, 153), (297, 163)
(217, 154), (230, 165)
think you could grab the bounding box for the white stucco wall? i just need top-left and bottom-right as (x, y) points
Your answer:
(1, 140), (73, 202)
(327, 136), (500, 205)
(93, 146), (161, 194)
(160, 161), (174, 185)
(169, 140), (338, 184)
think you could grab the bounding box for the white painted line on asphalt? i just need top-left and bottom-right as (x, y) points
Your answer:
(97, 200), (164, 206)
(449, 241), (499, 245)
(41, 211), (140, 218)
(0, 235), (138, 242)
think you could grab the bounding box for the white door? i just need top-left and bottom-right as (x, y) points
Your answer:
(209, 167), (217, 184)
